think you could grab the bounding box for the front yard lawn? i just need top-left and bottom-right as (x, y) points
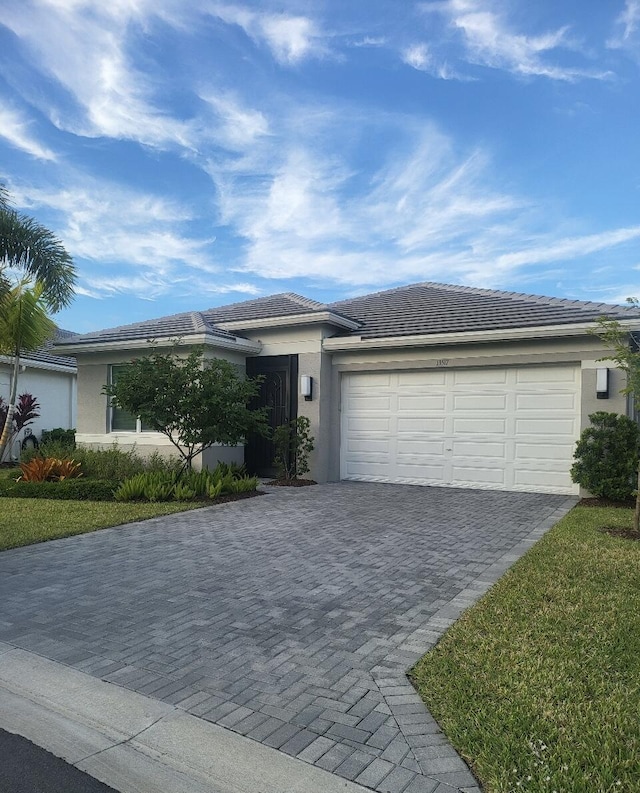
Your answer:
(1, 498), (204, 552)
(410, 505), (640, 793)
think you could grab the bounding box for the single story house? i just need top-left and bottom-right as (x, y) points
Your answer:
(54, 282), (640, 496)
(1, 328), (77, 460)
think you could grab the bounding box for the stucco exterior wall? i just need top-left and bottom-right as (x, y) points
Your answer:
(74, 346), (249, 469)
(242, 323), (337, 482)
(0, 362), (76, 460)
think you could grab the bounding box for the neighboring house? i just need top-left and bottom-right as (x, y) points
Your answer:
(54, 282), (640, 495)
(0, 328), (77, 459)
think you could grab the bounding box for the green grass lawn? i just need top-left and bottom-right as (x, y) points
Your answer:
(410, 506), (640, 793)
(1, 498), (205, 552)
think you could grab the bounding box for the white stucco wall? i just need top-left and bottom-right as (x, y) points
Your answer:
(0, 361), (77, 460)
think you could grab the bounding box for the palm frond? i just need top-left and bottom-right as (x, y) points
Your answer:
(0, 206), (76, 312)
(0, 280), (56, 355)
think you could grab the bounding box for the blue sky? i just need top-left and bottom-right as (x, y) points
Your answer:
(1, 0), (639, 333)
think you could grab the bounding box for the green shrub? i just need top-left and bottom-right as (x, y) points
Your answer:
(570, 411), (639, 501)
(0, 478), (116, 501)
(22, 443), (181, 481)
(40, 428), (76, 448)
(22, 438), (76, 463)
(273, 416), (314, 479)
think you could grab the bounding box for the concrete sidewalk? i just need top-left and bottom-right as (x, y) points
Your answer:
(0, 644), (368, 793)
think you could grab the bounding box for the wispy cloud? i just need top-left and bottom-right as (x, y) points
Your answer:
(419, 0), (612, 81)
(1, 0), (196, 148)
(0, 105), (57, 161)
(608, 0), (640, 54)
(210, 4), (328, 64)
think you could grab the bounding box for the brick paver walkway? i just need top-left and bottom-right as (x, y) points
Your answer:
(0, 483), (574, 793)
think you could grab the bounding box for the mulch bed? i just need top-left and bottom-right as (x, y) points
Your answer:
(266, 478), (317, 487)
(600, 526), (640, 541)
(579, 497), (640, 541)
(579, 497), (635, 509)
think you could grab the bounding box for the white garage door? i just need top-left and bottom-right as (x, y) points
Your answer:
(340, 365), (581, 495)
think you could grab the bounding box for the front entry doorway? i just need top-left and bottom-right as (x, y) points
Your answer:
(245, 355), (298, 477)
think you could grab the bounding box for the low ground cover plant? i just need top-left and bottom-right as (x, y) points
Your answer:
(410, 505), (640, 793)
(114, 463), (258, 502)
(19, 456), (82, 482)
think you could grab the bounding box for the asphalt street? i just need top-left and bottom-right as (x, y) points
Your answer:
(0, 729), (118, 793)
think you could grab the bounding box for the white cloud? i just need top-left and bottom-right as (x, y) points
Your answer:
(210, 4), (327, 64)
(403, 43), (432, 71)
(0, 106), (57, 161)
(420, 0), (611, 81)
(2, 0), (196, 148)
(608, 0), (640, 53)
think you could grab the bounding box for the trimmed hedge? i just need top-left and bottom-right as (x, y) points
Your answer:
(0, 478), (117, 501)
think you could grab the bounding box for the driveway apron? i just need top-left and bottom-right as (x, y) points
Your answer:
(0, 483), (574, 793)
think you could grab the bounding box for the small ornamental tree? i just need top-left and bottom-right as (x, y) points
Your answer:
(273, 416), (315, 480)
(103, 348), (269, 473)
(570, 412), (639, 502)
(590, 303), (640, 529)
(0, 392), (40, 461)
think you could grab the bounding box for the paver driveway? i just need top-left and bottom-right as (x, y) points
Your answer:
(0, 483), (574, 793)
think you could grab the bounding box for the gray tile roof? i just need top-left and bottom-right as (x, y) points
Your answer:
(54, 282), (640, 351)
(56, 294), (330, 348)
(23, 328), (77, 369)
(57, 310), (237, 347)
(329, 282), (640, 339)
(204, 293), (327, 323)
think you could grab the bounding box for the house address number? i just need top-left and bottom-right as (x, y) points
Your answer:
(436, 359), (450, 367)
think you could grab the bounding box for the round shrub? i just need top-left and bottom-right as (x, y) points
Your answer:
(570, 411), (639, 501)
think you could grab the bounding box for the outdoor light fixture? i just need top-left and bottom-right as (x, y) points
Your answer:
(300, 375), (313, 401)
(596, 367), (609, 399)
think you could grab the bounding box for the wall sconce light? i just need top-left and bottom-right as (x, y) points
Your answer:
(596, 367), (609, 399)
(300, 375), (313, 401)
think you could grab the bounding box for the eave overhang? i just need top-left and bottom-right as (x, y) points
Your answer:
(322, 319), (640, 351)
(53, 332), (263, 356)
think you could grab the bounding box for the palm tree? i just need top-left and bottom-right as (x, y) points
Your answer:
(0, 186), (76, 460)
(0, 281), (56, 460)
(0, 187), (76, 312)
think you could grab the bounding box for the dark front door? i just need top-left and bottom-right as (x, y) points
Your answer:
(245, 355), (298, 477)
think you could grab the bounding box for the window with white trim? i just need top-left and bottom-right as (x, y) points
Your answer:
(109, 365), (153, 432)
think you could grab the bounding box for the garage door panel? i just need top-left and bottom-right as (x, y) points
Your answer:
(396, 463), (446, 480)
(454, 394), (507, 410)
(516, 393), (576, 410)
(397, 439), (446, 456)
(341, 366), (580, 495)
(516, 367), (578, 384)
(516, 418), (577, 435)
(452, 440), (506, 458)
(346, 438), (390, 454)
(451, 465), (506, 485)
(454, 418), (506, 434)
(515, 442), (575, 460)
(397, 394), (446, 411)
(398, 371), (446, 386)
(346, 416), (391, 432)
(453, 368), (509, 385)
(398, 417), (445, 432)
(347, 395), (392, 411)
(513, 468), (573, 489)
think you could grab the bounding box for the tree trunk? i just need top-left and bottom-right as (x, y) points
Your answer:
(0, 351), (21, 462)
